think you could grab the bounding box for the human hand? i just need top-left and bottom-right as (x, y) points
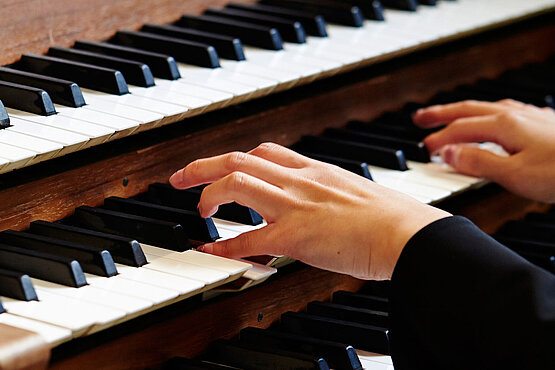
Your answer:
(170, 143), (450, 280)
(413, 100), (555, 203)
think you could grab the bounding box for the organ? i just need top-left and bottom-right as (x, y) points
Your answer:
(0, 0), (554, 368)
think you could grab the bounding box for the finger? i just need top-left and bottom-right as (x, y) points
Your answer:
(439, 144), (512, 184)
(170, 151), (290, 189)
(248, 142), (311, 168)
(423, 115), (515, 154)
(413, 100), (518, 128)
(497, 99), (528, 108)
(198, 172), (288, 220)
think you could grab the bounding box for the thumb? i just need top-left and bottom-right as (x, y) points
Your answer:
(197, 226), (279, 259)
(440, 144), (511, 183)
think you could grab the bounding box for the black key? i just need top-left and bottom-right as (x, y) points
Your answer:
(281, 311), (390, 354)
(461, 81), (554, 108)
(335, 0), (385, 20)
(0, 80), (55, 116)
(333, 291), (390, 312)
(418, 0), (437, 5)
(323, 127), (430, 162)
(146, 183), (263, 226)
(176, 15), (283, 50)
(48, 47), (155, 88)
(260, 0), (364, 27)
(72, 206), (191, 252)
(295, 135), (408, 171)
(205, 8), (306, 43)
(74, 40), (181, 80)
(18, 54), (129, 95)
(0, 230), (117, 277)
(0, 67), (85, 108)
(299, 152), (373, 180)
(381, 0), (417, 11)
(347, 120), (435, 141)
(141, 24), (245, 61)
(0, 243), (86, 288)
(0, 268), (38, 301)
(240, 327), (363, 370)
(0, 99), (10, 129)
(164, 357), (241, 369)
(112, 30), (220, 68)
(29, 220), (147, 267)
(227, 3), (328, 37)
(103, 196), (219, 243)
(307, 301), (389, 328)
(497, 221), (555, 244)
(359, 280), (391, 298)
(0, 298), (4, 314)
(209, 339), (330, 370)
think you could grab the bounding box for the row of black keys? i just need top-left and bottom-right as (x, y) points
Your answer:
(0, 183), (262, 302)
(0, 0), (452, 126)
(292, 58), (555, 174)
(165, 286), (392, 370)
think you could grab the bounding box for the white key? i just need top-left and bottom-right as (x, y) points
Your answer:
(127, 84), (211, 116)
(220, 60), (301, 90)
(0, 313), (72, 345)
(0, 142), (36, 171)
(0, 129), (62, 164)
(156, 79), (233, 110)
(356, 349), (394, 366)
(238, 259), (277, 282)
(407, 161), (480, 185)
(214, 227), (240, 241)
(242, 47), (322, 81)
(369, 166), (468, 193)
(370, 170), (451, 202)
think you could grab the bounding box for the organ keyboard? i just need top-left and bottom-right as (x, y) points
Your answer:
(0, 0), (554, 368)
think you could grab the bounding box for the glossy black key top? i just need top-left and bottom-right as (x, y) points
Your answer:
(0, 67), (85, 108)
(0, 268), (38, 301)
(227, 3), (328, 37)
(74, 40), (181, 80)
(141, 24), (245, 61)
(0, 80), (55, 116)
(260, 0), (363, 27)
(240, 327), (363, 370)
(419, 0), (437, 5)
(333, 291), (390, 312)
(146, 183), (263, 226)
(323, 127), (430, 162)
(295, 135), (408, 171)
(103, 196), (219, 243)
(347, 120), (437, 141)
(18, 54), (129, 95)
(0, 298), (4, 314)
(281, 311), (390, 354)
(0, 230), (117, 277)
(0, 243), (86, 288)
(337, 0), (385, 20)
(381, 0), (417, 11)
(48, 47), (155, 88)
(209, 339), (330, 370)
(29, 220), (147, 267)
(307, 301), (389, 328)
(176, 15), (283, 50)
(205, 8), (306, 43)
(73, 206), (191, 251)
(0, 100), (10, 129)
(112, 30), (220, 68)
(299, 152), (373, 180)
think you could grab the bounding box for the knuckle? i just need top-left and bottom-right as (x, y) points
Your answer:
(226, 171), (247, 192)
(257, 142), (279, 153)
(461, 100), (479, 109)
(224, 151), (249, 171)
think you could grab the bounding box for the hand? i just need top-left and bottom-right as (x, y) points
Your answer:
(413, 99), (555, 203)
(170, 143), (450, 280)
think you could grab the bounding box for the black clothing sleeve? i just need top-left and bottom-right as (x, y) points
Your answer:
(389, 216), (555, 370)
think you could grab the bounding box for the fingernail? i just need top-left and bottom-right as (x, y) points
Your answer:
(200, 243), (214, 254)
(440, 145), (460, 167)
(196, 245), (204, 252)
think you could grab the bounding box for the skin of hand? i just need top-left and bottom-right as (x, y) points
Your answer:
(170, 143), (450, 280)
(413, 99), (555, 203)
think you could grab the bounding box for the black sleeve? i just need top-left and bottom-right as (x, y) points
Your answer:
(388, 216), (555, 370)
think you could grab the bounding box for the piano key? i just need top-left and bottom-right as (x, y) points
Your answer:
(355, 350), (394, 369)
(0, 298), (4, 314)
(112, 30), (221, 69)
(208, 339), (331, 370)
(281, 311), (390, 354)
(0, 128), (64, 168)
(0, 230), (118, 277)
(367, 165), (467, 193)
(29, 220), (147, 267)
(176, 15), (284, 51)
(0, 243), (87, 288)
(154, 78), (233, 110)
(211, 218), (267, 239)
(47, 47), (155, 88)
(0, 268), (38, 301)
(72, 206), (192, 252)
(419, 0), (437, 6)
(218, 60), (301, 91)
(298, 152), (373, 180)
(73, 40), (181, 80)
(0, 67), (85, 108)
(103, 196), (219, 243)
(0, 80), (56, 116)
(18, 54), (129, 95)
(146, 183), (264, 226)
(240, 327), (364, 370)
(307, 301), (389, 328)
(347, 120), (435, 142)
(0, 142), (36, 172)
(406, 161), (479, 186)
(338, 0), (385, 21)
(0, 313), (72, 345)
(0, 99), (9, 129)
(204, 8), (307, 44)
(226, 3), (329, 37)
(260, 0), (364, 27)
(141, 24), (246, 61)
(333, 291), (389, 312)
(295, 136), (408, 171)
(496, 221), (555, 243)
